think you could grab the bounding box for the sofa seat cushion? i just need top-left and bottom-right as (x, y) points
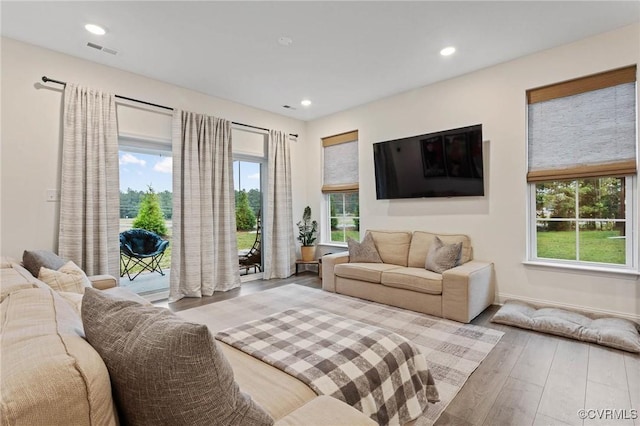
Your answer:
(275, 396), (377, 426)
(381, 267), (443, 295)
(334, 263), (401, 284)
(0, 288), (116, 426)
(408, 231), (472, 268)
(220, 342), (317, 420)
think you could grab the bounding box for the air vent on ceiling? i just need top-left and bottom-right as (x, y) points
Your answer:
(282, 105), (296, 110)
(86, 42), (118, 55)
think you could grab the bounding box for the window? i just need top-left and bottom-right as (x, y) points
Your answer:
(234, 158), (264, 278)
(322, 130), (359, 244)
(534, 177), (631, 265)
(328, 192), (360, 244)
(527, 66), (637, 269)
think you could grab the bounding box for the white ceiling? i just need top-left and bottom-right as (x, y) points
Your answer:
(2, 1), (639, 121)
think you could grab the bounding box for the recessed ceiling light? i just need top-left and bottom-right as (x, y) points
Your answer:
(440, 46), (456, 56)
(85, 24), (106, 35)
(300, 99), (312, 107)
(278, 36), (293, 46)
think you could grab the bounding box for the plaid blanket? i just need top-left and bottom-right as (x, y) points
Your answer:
(215, 308), (439, 425)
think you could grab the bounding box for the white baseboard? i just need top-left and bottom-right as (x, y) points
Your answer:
(497, 292), (640, 322)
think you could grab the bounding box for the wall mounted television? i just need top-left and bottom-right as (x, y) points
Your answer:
(373, 124), (484, 200)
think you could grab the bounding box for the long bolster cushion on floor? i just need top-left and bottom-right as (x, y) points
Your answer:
(491, 300), (640, 353)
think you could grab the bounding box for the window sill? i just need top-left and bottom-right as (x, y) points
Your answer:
(523, 260), (639, 279)
(319, 242), (348, 249)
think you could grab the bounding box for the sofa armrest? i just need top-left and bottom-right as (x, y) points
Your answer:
(88, 274), (118, 290)
(441, 260), (494, 323)
(274, 396), (376, 426)
(321, 252), (350, 293)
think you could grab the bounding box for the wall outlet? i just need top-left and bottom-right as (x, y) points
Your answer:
(46, 189), (59, 202)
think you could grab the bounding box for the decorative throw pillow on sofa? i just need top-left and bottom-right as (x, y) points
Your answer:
(347, 232), (383, 263)
(23, 249), (66, 278)
(38, 261), (92, 293)
(425, 236), (462, 273)
(81, 288), (274, 426)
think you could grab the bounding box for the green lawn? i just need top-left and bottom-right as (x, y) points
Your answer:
(537, 230), (625, 264)
(121, 227), (626, 274)
(330, 229), (360, 243)
(237, 231), (258, 250)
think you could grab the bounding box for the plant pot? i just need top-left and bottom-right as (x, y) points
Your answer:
(301, 246), (316, 261)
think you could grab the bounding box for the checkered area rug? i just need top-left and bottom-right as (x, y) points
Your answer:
(176, 285), (504, 425)
(217, 308), (440, 425)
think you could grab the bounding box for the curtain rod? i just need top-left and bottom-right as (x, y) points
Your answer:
(41, 76), (298, 138)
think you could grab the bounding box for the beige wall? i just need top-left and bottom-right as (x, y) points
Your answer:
(307, 24), (640, 319)
(0, 37), (306, 259)
(3, 26), (639, 319)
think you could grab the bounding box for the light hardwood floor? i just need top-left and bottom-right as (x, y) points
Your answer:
(164, 274), (640, 426)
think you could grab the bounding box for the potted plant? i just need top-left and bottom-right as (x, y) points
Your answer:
(297, 206), (318, 261)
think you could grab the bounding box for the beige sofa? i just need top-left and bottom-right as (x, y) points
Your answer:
(322, 230), (495, 323)
(0, 259), (374, 426)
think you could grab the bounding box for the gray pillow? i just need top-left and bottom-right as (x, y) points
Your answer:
(347, 232), (383, 263)
(81, 288), (273, 426)
(425, 236), (462, 273)
(23, 250), (66, 277)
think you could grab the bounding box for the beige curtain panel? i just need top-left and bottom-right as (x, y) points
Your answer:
(170, 110), (241, 301)
(58, 83), (120, 278)
(263, 130), (296, 279)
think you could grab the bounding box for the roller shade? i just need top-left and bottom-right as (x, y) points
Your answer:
(322, 130), (359, 193)
(527, 66), (637, 182)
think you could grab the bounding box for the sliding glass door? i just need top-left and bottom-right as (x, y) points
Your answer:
(234, 158), (264, 280)
(118, 143), (172, 298)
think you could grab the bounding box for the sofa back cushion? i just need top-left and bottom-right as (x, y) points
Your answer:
(368, 230), (413, 267)
(408, 231), (472, 268)
(0, 288), (116, 425)
(0, 266), (38, 302)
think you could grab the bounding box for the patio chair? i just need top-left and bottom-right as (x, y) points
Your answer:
(239, 214), (262, 274)
(119, 229), (169, 281)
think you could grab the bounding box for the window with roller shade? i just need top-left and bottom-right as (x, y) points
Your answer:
(322, 130), (359, 244)
(527, 66), (637, 269)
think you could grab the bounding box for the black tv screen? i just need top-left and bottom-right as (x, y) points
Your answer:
(373, 124), (484, 199)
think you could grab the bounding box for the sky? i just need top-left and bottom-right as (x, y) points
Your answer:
(233, 161), (261, 192)
(119, 150), (261, 193)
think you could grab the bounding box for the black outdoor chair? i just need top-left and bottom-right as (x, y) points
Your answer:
(239, 214), (262, 275)
(119, 229), (169, 281)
